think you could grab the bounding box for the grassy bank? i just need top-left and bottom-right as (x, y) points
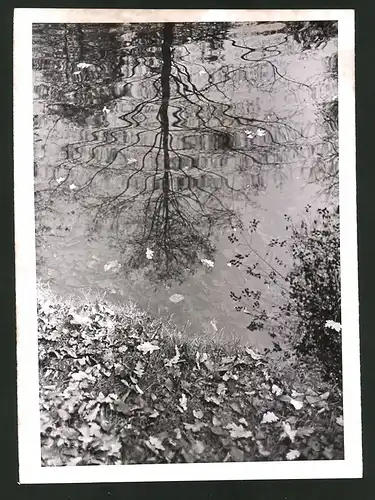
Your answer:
(38, 284), (344, 466)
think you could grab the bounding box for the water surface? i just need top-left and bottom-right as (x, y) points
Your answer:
(33, 22), (338, 347)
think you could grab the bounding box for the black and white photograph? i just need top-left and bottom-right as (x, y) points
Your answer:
(14, 9), (361, 483)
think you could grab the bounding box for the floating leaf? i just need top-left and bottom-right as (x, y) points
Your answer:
(69, 183), (77, 190)
(210, 319), (218, 332)
(256, 128), (266, 137)
(56, 176), (66, 184)
(286, 449), (300, 461)
(137, 342), (160, 354)
(127, 158), (137, 164)
(261, 411), (279, 424)
(169, 294), (184, 303)
(104, 260), (120, 272)
(245, 130), (255, 139)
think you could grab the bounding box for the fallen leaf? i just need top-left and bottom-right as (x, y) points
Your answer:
(286, 449), (300, 461)
(245, 348), (262, 360)
(230, 446), (244, 461)
(230, 402), (242, 414)
(137, 342), (160, 354)
(256, 440), (270, 457)
(272, 384), (283, 396)
(165, 345), (181, 367)
(323, 446), (334, 459)
(336, 415), (344, 426)
(86, 404), (100, 422)
(134, 361), (145, 378)
(193, 409), (203, 419)
(148, 436), (165, 451)
(78, 424), (92, 449)
(57, 409), (70, 421)
(179, 393), (188, 411)
(191, 440), (205, 455)
(290, 398), (304, 410)
(183, 422), (204, 433)
(217, 382), (227, 396)
(212, 415), (221, 426)
(296, 426), (314, 438)
(70, 313), (92, 326)
(281, 422), (297, 443)
(225, 423), (253, 439)
(261, 411), (279, 424)
(205, 395), (221, 406)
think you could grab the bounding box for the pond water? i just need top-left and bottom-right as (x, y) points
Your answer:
(33, 22), (338, 348)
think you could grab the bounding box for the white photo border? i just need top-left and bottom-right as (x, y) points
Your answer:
(14, 8), (360, 484)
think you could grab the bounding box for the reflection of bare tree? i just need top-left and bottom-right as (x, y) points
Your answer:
(85, 23), (241, 283)
(34, 22), (338, 283)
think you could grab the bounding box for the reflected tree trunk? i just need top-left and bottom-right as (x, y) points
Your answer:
(160, 23), (174, 272)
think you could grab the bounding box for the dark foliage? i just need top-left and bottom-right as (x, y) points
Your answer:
(282, 206), (341, 383)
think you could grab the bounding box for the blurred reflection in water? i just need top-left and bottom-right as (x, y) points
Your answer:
(33, 21), (338, 347)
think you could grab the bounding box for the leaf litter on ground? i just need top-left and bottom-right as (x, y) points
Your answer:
(37, 285), (344, 465)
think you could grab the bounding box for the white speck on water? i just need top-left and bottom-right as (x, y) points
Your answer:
(169, 294), (184, 303)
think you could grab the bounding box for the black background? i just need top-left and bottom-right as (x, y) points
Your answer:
(2, 1), (373, 498)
